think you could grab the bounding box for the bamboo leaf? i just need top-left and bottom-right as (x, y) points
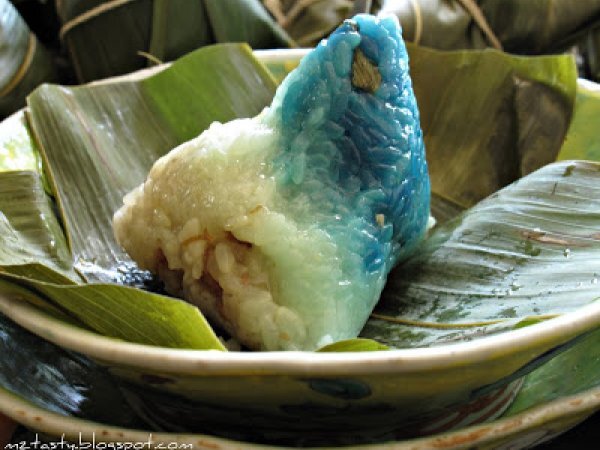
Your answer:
(558, 79), (600, 161)
(1, 44), (278, 352)
(141, 44), (277, 142)
(0, 278), (225, 350)
(27, 43), (277, 282)
(360, 161), (600, 348)
(0, 171), (76, 283)
(587, 27), (600, 82)
(0, 275), (75, 321)
(3, 264), (75, 286)
(408, 44), (577, 209)
(57, 0), (156, 82)
(0, 0), (29, 103)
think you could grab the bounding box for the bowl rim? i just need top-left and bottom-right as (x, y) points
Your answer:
(1, 291), (599, 376)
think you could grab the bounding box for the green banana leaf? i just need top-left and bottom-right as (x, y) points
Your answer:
(0, 42), (587, 351)
(361, 161), (600, 348)
(558, 79), (600, 162)
(56, 0), (293, 83)
(0, 158), (223, 348)
(0, 0), (56, 118)
(146, 0), (213, 65)
(204, 0), (293, 48)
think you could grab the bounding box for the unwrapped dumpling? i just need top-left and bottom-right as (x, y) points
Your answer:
(113, 14), (430, 351)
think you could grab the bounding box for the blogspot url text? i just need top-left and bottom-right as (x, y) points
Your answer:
(4, 433), (193, 450)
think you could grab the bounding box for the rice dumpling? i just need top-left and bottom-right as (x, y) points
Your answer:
(113, 14), (430, 351)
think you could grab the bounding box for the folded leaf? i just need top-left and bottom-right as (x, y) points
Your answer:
(0, 275), (74, 321)
(27, 43), (277, 282)
(361, 161), (600, 348)
(505, 326), (600, 415)
(8, 44), (283, 351)
(587, 27), (600, 81)
(58, 0), (155, 81)
(147, 0), (213, 65)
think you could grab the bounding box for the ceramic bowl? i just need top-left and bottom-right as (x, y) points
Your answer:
(3, 302), (600, 449)
(1, 291), (599, 444)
